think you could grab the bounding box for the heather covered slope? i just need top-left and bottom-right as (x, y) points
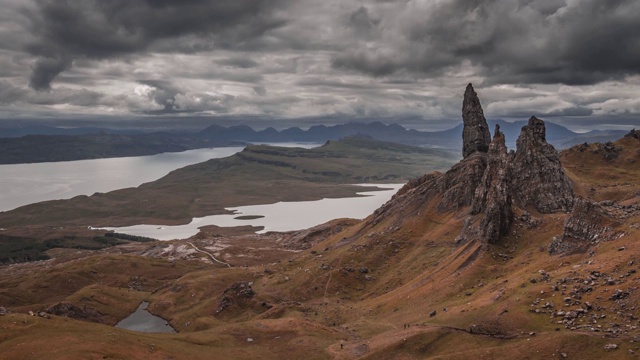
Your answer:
(1, 87), (639, 359)
(2, 133), (638, 359)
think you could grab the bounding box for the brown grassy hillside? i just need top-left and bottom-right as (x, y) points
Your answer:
(1, 133), (639, 359)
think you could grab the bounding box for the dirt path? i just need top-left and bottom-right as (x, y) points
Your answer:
(187, 242), (232, 267)
(324, 255), (343, 298)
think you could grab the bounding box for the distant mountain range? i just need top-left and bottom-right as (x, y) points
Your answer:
(0, 120), (627, 164)
(197, 120), (627, 150)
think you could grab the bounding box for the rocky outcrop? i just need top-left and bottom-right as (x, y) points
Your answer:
(458, 125), (513, 244)
(46, 302), (106, 323)
(549, 198), (612, 254)
(594, 142), (623, 161)
(216, 281), (256, 314)
(462, 84), (492, 159)
(624, 129), (640, 140)
(512, 116), (574, 213)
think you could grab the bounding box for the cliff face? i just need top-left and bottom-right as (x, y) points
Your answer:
(512, 116), (574, 213)
(458, 125), (513, 244)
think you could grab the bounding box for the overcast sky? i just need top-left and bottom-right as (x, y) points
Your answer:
(0, 0), (639, 130)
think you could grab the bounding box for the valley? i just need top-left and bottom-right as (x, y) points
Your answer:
(0, 136), (457, 264)
(0, 86), (639, 359)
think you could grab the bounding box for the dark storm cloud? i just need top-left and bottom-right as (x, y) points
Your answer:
(28, 55), (72, 90)
(24, 0), (289, 90)
(333, 0), (640, 85)
(0, 0), (638, 124)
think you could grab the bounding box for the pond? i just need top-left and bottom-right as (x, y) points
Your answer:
(115, 301), (176, 334)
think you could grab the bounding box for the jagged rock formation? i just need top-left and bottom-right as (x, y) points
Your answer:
(458, 125), (513, 244)
(462, 83), (492, 158)
(511, 116), (574, 213)
(549, 198), (611, 254)
(371, 85), (576, 246)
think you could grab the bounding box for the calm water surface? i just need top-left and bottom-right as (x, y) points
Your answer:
(103, 184), (404, 240)
(0, 143), (318, 212)
(115, 301), (176, 334)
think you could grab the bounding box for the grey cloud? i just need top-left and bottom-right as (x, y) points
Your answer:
(137, 80), (181, 112)
(349, 6), (380, 39)
(334, 0), (640, 85)
(216, 58), (260, 69)
(24, 0), (289, 89)
(30, 87), (104, 106)
(0, 79), (105, 106)
(0, 80), (28, 104)
(546, 106), (594, 117)
(295, 77), (374, 90)
(1, 0), (639, 123)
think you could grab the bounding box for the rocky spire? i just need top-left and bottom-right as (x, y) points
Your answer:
(462, 83), (492, 159)
(511, 116), (574, 213)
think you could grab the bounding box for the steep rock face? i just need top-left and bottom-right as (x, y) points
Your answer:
(437, 153), (487, 211)
(549, 198), (611, 254)
(462, 84), (492, 159)
(512, 116), (574, 213)
(457, 125), (513, 244)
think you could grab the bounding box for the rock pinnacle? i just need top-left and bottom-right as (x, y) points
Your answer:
(462, 84), (492, 158)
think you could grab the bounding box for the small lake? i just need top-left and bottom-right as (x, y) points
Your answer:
(103, 184), (404, 240)
(0, 143), (318, 212)
(115, 301), (176, 334)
